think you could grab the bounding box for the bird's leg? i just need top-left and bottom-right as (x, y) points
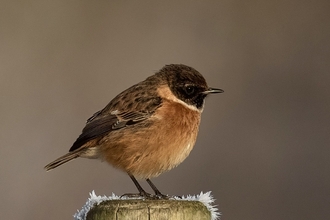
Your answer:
(129, 174), (150, 196)
(146, 178), (169, 199)
(121, 174), (152, 198)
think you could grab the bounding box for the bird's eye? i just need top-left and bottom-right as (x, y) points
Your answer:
(184, 85), (195, 95)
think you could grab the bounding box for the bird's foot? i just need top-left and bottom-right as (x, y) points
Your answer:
(120, 191), (169, 200)
(120, 191), (153, 199)
(164, 194), (182, 199)
(153, 190), (170, 200)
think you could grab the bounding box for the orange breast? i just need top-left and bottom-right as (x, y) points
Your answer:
(99, 100), (201, 179)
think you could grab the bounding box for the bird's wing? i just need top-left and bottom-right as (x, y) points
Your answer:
(69, 110), (151, 152)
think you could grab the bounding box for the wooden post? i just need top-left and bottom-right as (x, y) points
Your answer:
(86, 199), (211, 220)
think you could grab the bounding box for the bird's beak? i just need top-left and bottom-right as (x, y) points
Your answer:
(203, 87), (224, 94)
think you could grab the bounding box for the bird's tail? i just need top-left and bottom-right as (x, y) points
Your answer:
(44, 151), (80, 171)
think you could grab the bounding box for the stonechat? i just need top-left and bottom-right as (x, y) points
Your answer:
(45, 64), (223, 198)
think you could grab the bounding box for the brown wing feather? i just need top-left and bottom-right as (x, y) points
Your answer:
(44, 111), (152, 171)
(69, 111), (151, 152)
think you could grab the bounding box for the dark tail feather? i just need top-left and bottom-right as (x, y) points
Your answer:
(44, 151), (80, 171)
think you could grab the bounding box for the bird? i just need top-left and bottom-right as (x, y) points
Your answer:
(44, 64), (223, 199)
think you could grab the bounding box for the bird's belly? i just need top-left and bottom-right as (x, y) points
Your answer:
(100, 101), (201, 179)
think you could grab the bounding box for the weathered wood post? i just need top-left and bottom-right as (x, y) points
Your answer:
(75, 191), (219, 220)
(86, 199), (211, 220)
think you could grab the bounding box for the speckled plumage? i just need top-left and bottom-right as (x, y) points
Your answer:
(45, 64), (223, 197)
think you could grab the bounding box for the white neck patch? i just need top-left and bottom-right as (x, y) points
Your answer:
(157, 86), (203, 113)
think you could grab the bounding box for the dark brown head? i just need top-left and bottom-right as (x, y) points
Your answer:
(156, 64), (223, 111)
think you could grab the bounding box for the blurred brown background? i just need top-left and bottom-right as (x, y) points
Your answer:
(1, 0), (329, 219)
